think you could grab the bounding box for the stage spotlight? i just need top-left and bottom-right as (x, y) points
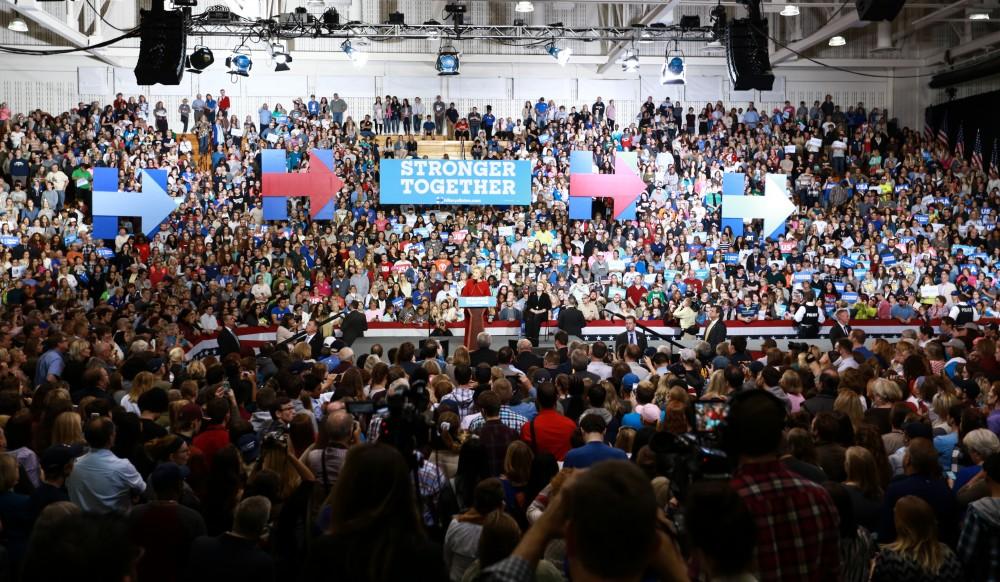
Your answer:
(660, 53), (686, 85)
(780, 5), (800, 16)
(436, 44), (460, 75)
(621, 49), (639, 73)
(226, 51), (252, 76)
(515, 1), (534, 12)
(185, 45), (214, 73)
(547, 43), (572, 66)
(340, 39), (368, 67)
(270, 43), (292, 71)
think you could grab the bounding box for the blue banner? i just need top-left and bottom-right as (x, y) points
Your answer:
(380, 159), (532, 205)
(723, 253), (740, 265)
(842, 292), (859, 304)
(840, 256), (856, 269)
(915, 214), (929, 225)
(881, 253), (897, 266)
(96, 247), (115, 259)
(0, 236), (18, 247)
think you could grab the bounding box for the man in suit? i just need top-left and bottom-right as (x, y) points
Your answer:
(217, 313), (241, 358)
(303, 319), (324, 359)
(556, 296), (587, 338)
(828, 308), (851, 350)
(187, 496), (275, 582)
(703, 305), (727, 350)
(339, 301), (368, 347)
(615, 316), (648, 356)
(514, 338), (543, 372)
(470, 331), (498, 367)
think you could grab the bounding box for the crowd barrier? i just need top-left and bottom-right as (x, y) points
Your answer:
(184, 318), (995, 360)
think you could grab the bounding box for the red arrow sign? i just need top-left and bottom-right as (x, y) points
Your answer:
(569, 156), (646, 219)
(262, 163), (344, 219)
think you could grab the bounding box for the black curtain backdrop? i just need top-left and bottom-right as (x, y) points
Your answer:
(926, 89), (1000, 169)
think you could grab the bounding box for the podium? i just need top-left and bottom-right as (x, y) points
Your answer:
(458, 296), (497, 350)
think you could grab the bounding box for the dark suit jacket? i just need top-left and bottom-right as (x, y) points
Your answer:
(828, 322), (850, 350)
(556, 307), (587, 338)
(615, 330), (648, 355)
(704, 318), (727, 349)
(187, 534), (274, 582)
(470, 348), (498, 367)
(306, 333), (325, 360)
(515, 351), (543, 373)
(217, 327), (241, 358)
(340, 311), (368, 346)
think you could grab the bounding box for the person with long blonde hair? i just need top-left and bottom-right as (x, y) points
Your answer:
(120, 371), (156, 415)
(870, 495), (962, 581)
(50, 411), (84, 446)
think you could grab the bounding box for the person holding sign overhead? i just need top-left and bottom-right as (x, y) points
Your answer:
(461, 268), (491, 351)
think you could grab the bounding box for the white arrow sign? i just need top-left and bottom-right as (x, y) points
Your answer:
(722, 173), (795, 240)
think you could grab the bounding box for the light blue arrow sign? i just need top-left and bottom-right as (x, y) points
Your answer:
(92, 168), (180, 239)
(721, 172), (794, 241)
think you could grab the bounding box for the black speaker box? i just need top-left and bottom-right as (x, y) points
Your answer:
(134, 9), (187, 86)
(726, 19), (775, 91)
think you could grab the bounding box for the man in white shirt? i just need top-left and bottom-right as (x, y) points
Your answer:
(199, 305), (219, 332)
(586, 341), (613, 380)
(832, 339), (859, 373)
(68, 417), (146, 514)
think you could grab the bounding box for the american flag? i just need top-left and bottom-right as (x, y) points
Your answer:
(992, 137), (999, 173)
(937, 114), (949, 148)
(971, 129), (983, 171)
(955, 123), (965, 159)
(923, 109), (935, 144)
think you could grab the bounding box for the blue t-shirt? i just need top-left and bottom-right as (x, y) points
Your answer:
(563, 441), (628, 469)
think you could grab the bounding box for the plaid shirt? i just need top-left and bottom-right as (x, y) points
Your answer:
(732, 460), (840, 582)
(467, 406), (528, 433)
(479, 556), (533, 582)
(957, 497), (1000, 581)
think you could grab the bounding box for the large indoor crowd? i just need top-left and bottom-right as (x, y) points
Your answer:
(0, 87), (996, 581)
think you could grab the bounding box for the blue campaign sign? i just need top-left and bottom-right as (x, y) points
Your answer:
(881, 253), (897, 266)
(842, 292), (859, 304)
(724, 252), (740, 265)
(0, 236), (19, 247)
(694, 268), (709, 280)
(96, 247), (115, 259)
(841, 256), (856, 269)
(380, 159), (532, 206)
(792, 271), (814, 283)
(915, 214), (929, 225)
(92, 168), (180, 239)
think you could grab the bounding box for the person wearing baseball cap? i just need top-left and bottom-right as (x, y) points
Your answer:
(29, 443), (84, 519)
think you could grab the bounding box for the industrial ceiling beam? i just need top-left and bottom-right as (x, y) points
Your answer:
(771, 10), (863, 65)
(923, 28), (1000, 65)
(1, 0), (121, 66)
(893, 0), (974, 43)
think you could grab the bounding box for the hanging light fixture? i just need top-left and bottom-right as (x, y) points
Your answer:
(660, 42), (686, 85)
(270, 43), (293, 72)
(185, 45), (215, 73)
(780, 5), (800, 16)
(546, 42), (572, 66)
(7, 18), (28, 33)
(436, 42), (461, 75)
(828, 35), (846, 46)
(514, 1), (535, 13)
(226, 50), (253, 77)
(621, 48), (640, 73)
(341, 39), (368, 68)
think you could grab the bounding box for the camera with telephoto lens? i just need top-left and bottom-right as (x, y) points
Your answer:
(787, 341), (810, 353)
(378, 370), (433, 462)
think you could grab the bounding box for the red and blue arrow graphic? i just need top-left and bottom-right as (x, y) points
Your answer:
(262, 148), (344, 220)
(568, 150), (646, 221)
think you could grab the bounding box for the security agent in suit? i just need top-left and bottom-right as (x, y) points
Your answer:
(303, 319), (324, 359)
(828, 308), (851, 350)
(615, 316), (648, 355)
(218, 313), (241, 358)
(703, 305), (727, 350)
(556, 296), (588, 338)
(339, 301), (368, 347)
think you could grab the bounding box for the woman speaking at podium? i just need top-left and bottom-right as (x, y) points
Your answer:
(461, 268), (492, 350)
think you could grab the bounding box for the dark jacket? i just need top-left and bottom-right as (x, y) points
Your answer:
(340, 310), (368, 346)
(217, 326), (241, 358)
(556, 307), (587, 338)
